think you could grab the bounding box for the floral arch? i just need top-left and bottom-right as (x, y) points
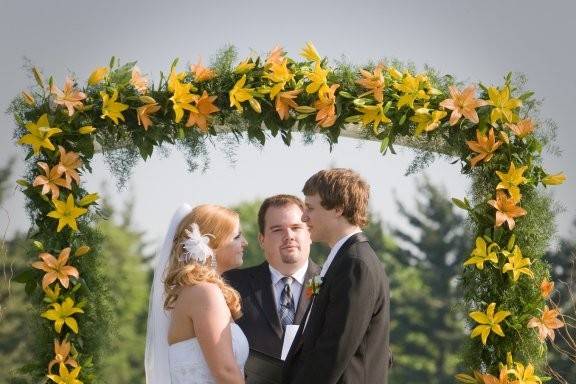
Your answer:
(11, 43), (566, 383)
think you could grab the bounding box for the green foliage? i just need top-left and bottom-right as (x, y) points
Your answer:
(386, 178), (470, 383)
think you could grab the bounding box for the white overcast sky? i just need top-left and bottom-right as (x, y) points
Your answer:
(1, 0), (574, 249)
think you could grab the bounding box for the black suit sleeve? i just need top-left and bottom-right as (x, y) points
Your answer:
(291, 257), (377, 383)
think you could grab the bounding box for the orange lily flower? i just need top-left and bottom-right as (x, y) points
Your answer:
(275, 89), (301, 120)
(356, 63), (386, 102)
(186, 91), (220, 132)
(130, 66), (149, 94)
(56, 146), (82, 185)
(488, 191), (527, 230)
(190, 58), (215, 82)
(32, 162), (70, 199)
(527, 306), (565, 342)
(439, 85), (488, 126)
(314, 84), (339, 128)
(48, 339), (78, 373)
(506, 119), (534, 138)
(466, 128), (503, 167)
(266, 45), (285, 66)
(540, 280), (554, 299)
(31, 247), (79, 289)
(137, 102), (161, 131)
(50, 77), (87, 117)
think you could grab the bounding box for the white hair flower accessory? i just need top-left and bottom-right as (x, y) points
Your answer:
(179, 223), (214, 264)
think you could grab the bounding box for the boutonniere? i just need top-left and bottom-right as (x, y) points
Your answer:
(305, 275), (323, 298)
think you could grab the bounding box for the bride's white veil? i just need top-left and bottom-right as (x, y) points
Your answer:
(145, 203), (193, 384)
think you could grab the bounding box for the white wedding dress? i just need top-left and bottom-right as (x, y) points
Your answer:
(168, 323), (249, 384)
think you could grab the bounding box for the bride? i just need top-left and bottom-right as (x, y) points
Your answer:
(145, 204), (249, 384)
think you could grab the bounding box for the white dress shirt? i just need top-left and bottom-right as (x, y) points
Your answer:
(269, 260), (309, 313)
(320, 230), (362, 277)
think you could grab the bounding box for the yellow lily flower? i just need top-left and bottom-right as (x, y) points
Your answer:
(409, 108), (447, 135)
(47, 194), (88, 232)
(100, 90), (129, 125)
(305, 61), (329, 94)
(234, 58), (256, 74)
(506, 119), (534, 138)
(356, 103), (391, 131)
(527, 306), (565, 342)
(393, 73), (430, 110)
(455, 371), (484, 383)
(32, 247), (79, 289)
(137, 102), (161, 131)
(496, 162), (528, 202)
(463, 237), (499, 270)
(47, 363), (83, 384)
(488, 191), (527, 230)
(41, 297), (84, 334)
(18, 114), (63, 155)
(78, 126), (95, 135)
(75, 245), (91, 257)
(48, 339), (78, 374)
(33, 162), (70, 199)
(502, 245), (533, 282)
(466, 128), (503, 167)
(300, 41), (321, 62)
(167, 70), (187, 93)
(470, 302), (511, 345)
(542, 172), (566, 186)
(508, 362), (542, 384)
(44, 284), (61, 303)
(87, 66), (108, 85)
(56, 146), (82, 186)
(439, 85), (488, 126)
(229, 75), (258, 112)
(387, 67), (403, 81)
(130, 66), (148, 94)
(186, 91), (220, 133)
(50, 77), (86, 117)
(170, 81), (199, 123)
(487, 86), (522, 125)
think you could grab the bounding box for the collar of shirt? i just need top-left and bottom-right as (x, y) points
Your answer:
(268, 260), (309, 287)
(320, 230), (362, 277)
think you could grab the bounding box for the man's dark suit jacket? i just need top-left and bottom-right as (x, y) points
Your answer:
(282, 232), (390, 384)
(224, 260), (321, 359)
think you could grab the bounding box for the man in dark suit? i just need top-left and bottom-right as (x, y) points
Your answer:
(283, 168), (391, 384)
(225, 194), (320, 359)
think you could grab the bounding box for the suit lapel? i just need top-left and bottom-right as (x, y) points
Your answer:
(322, 232), (368, 286)
(251, 262), (283, 339)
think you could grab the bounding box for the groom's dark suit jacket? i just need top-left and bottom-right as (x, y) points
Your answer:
(282, 232), (390, 384)
(224, 260), (320, 359)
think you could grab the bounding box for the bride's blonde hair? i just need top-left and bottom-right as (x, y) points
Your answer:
(163, 204), (242, 319)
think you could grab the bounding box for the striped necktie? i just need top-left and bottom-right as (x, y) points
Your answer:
(279, 276), (295, 329)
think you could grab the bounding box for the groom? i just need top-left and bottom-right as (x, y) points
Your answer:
(282, 168), (391, 384)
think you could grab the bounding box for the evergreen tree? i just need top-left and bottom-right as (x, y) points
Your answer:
(386, 177), (469, 383)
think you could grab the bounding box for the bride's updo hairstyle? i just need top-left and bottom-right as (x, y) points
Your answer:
(163, 204), (242, 319)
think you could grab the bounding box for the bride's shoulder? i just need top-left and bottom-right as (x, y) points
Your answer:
(179, 282), (226, 306)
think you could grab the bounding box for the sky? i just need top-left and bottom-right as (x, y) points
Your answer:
(1, 0), (574, 250)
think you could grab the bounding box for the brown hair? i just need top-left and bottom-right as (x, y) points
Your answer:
(258, 194), (305, 234)
(163, 204), (242, 319)
(302, 168), (370, 227)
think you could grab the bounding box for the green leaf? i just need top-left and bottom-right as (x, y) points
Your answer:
(14, 269), (36, 284)
(379, 136), (389, 154)
(451, 198), (470, 211)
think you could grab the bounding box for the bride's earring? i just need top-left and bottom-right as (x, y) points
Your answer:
(210, 255), (217, 270)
